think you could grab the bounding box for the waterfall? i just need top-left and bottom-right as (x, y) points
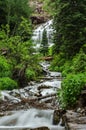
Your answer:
(32, 20), (54, 49)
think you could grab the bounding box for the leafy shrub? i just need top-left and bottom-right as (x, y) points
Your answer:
(58, 73), (86, 108)
(61, 61), (72, 76)
(25, 68), (36, 81)
(0, 77), (18, 90)
(48, 46), (53, 56)
(72, 51), (86, 73)
(0, 56), (12, 77)
(82, 44), (86, 54)
(50, 53), (65, 71)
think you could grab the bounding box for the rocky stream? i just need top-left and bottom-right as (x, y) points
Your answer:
(0, 61), (65, 130)
(0, 20), (86, 130)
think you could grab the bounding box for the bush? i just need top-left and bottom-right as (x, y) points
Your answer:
(72, 51), (86, 73)
(82, 44), (86, 54)
(25, 68), (36, 81)
(0, 77), (18, 90)
(50, 53), (65, 71)
(61, 61), (72, 77)
(58, 73), (86, 108)
(0, 56), (12, 77)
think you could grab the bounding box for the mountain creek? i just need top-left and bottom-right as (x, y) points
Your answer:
(0, 20), (86, 130)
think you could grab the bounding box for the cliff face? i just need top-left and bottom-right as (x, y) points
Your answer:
(29, 0), (50, 24)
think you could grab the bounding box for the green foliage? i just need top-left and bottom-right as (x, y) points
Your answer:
(51, 50), (86, 76)
(0, 17), (42, 87)
(17, 17), (32, 41)
(72, 50), (86, 73)
(50, 53), (65, 71)
(61, 61), (72, 77)
(61, 51), (86, 76)
(25, 68), (36, 81)
(82, 44), (86, 54)
(48, 46), (53, 56)
(0, 77), (18, 90)
(42, 0), (56, 15)
(0, 0), (31, 35)
(0, 56), (12, 77)
(58, 73), (86, 108)
(40, 29), (48, 56)
(53, 0), (86, 58)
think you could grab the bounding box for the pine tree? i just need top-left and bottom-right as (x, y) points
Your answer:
(0, 0), (31, 35)
(53, 0), (86, 58)
(40, 29), (48, 56)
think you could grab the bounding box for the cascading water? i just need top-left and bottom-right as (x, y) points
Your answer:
(0, 109), (65, 130)
(0, 21), (65, 130)
(32, 20), (54, 49)
(0, 109), (53, 128)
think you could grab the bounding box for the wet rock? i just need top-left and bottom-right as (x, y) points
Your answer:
(53, 109), (61, 125)
(22, 127), (49, 130)
(53, 109), (66, 125)
(31, 127), (49, 130)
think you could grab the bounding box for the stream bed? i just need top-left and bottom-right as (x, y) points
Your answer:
(0, 61), (65, 130)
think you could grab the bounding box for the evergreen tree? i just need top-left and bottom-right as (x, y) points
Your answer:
(40, 29), (48, 56)
(53, 0), (86, 58)
(0, 0), (31, 35)
(0, 0), (7, 25)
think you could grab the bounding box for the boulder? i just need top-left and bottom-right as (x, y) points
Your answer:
(53, 109), (61, 125)
(53, 109), (66, 125)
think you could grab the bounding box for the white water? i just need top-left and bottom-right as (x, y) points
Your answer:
(0, 109), (64, 130)
(32, 20), (54, 49)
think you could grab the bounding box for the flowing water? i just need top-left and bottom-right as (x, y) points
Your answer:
(0, 109), (64, 130)
(32, 20), (54, 49)
(0, 21), (65, 130)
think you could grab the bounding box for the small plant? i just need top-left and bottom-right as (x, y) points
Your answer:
(50, 53), (65, 71)
(72, 50), (86, 73)
(25, 68), (36, 81)
(61, 61), (72, 77)
(0, 77), (18, 90)
(0, 56), (12, 77)
(58, 73), (86, 108)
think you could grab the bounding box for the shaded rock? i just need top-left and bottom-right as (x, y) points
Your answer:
(22, 127), (49, 130)
(53, 109), (66, 125)
(31, 127), (49, 130)
(53, 109), (61, 125)
(31, 16), (46, 24)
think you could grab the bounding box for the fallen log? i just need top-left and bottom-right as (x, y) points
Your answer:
(38, 93), (56, 100)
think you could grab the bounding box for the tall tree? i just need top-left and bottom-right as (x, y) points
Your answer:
(53, 0), (86, 58)
(40, 29), (48, 56)
(0, 0), (31, 35)
(0, 0), (7, 25)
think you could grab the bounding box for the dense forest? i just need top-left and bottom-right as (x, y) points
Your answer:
(0, 0), (86, 109)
